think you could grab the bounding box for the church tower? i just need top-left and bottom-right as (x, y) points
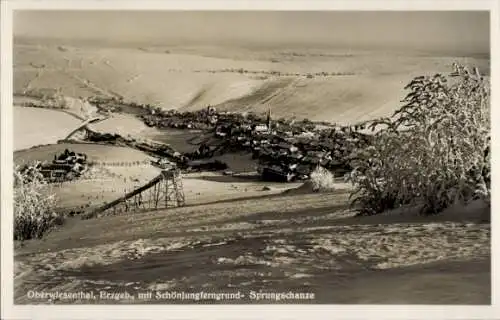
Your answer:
(267, 107), (272, 130)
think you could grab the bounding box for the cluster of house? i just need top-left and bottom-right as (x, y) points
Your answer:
(218, 122), (370, 181)
(87, 96), (124, 114)
(258, 132), (370, 181)
(185, 110), (371, 181)
(141, 106), (221, 130)
(21, 149), (89, 183)
(80, 97), (373, 182)
(87, 97), (220, 130)
(131, 104), (371, 181)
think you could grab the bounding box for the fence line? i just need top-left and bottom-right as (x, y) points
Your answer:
(52, 176), (149, 188)
(47, 159), (154, 187)
(87, 159), (151, 167)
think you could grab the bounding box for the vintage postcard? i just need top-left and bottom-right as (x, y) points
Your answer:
(1, 1), (497, 319)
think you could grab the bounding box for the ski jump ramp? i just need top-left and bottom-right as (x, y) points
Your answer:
(84, 168), (185, 219)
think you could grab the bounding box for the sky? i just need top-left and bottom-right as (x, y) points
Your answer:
(14, 11), (490, 54)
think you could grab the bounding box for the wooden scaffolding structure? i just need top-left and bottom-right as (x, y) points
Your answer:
(90, 169), (186, 217)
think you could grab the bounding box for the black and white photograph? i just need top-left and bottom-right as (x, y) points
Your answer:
(1, 1), (497, 319)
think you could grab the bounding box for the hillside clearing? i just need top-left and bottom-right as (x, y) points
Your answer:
(14, 43), (489, 124)
(14, 107), (81, 151)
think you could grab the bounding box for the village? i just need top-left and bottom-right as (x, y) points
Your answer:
(82, 96), (373, 182)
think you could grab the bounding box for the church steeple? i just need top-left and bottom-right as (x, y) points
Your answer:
(267, 107), (272, 130)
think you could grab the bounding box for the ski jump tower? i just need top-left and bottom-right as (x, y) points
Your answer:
(87, 168), (186, 218)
